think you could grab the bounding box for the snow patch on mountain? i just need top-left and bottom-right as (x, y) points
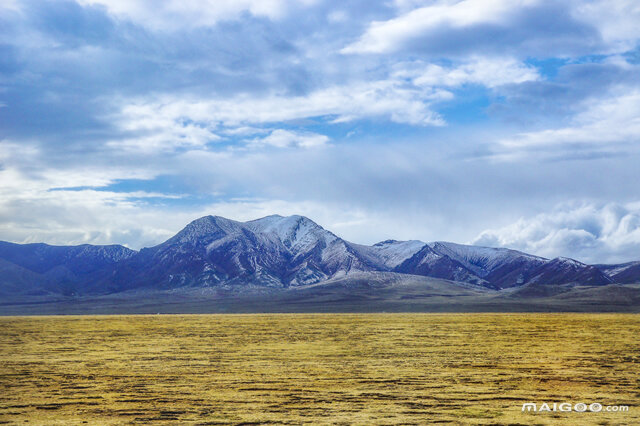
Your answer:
(351, 239), (426, 269)
(372, 240), (427, 268)
(598, 261), (640, 277)
(429, 241), (546, 277)
(551, 257), (587, 268)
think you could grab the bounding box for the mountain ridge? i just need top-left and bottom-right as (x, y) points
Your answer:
(0, 214), (638, 304)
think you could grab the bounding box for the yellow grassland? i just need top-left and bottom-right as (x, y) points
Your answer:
(0, 313), (638, 424)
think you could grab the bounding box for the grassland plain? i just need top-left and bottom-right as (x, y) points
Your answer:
(0, 314), (638, 425)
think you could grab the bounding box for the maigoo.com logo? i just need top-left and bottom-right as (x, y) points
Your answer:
(522, 402), (629, 413)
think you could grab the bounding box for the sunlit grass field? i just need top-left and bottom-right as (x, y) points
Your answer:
(0, 314), (638, 424)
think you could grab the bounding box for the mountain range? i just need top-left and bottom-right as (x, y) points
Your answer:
(1, 214), (639, 314)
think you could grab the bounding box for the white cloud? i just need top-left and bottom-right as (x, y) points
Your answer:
(0, 141), (39, 163)
(249, 129), (329, 148)
(495, 89), (640, 159)
(396, 57), (540, 88)
(342, 0), (540, 54)
(343, 0), (640, 57)
(0, 167), (185, 248)
(473, 202), (640, 263)
(111, 79), (451, 141)
(221, 126), (270, 136)
(75, 0), (318, 30)
(107, 113), (221, 153)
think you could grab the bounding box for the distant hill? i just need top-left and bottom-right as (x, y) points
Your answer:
(0, 214), (638, 313)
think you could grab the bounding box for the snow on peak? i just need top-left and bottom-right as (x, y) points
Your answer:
(431, 241), (545, 260)
(366, 239), (426, 268)
(169, 215), (242, 244)
(246, 215), (338, 251)
(551, 257), (586, 268)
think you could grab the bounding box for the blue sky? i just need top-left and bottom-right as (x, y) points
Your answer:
(1, 0), (640, 263)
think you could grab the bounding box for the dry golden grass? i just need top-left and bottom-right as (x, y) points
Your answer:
(0, 313), (638, 425)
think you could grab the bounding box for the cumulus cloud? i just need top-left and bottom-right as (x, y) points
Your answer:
(342, 0), (538, 54)
(473, 202), (640, 263)
(107, 109), (221, 152)
(248, 129), (329, 148)
(343, 0), (640, 57)
(395, 57), (540, 88)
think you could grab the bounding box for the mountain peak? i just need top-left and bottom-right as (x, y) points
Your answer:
(246, 214), (336, 250)
(165, 215), (241, 245)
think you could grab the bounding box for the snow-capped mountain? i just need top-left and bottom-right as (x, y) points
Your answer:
(0, 214), (636, 300)
(353, 240), (604, 290)
(99, 215), (378, 292)
(425, 242), (549, 289)
(354, 239), (428, 269)
(428, 242), (544, 276)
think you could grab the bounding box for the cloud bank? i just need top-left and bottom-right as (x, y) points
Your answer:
(474, 202), (640, 264)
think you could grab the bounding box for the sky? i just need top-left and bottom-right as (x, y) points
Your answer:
(1, 0), (640, 264)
